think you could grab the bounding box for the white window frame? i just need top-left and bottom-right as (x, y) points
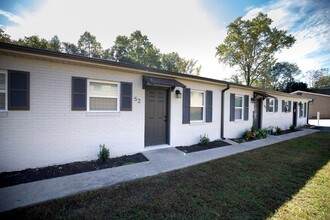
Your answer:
(0, 70), (7, 112)
(268, 98), (275, 113)
(87, 79), (120, 112)
(234, 95), (244, 120)
(299, 102), (304, 118)
(190, 90), (205, 122)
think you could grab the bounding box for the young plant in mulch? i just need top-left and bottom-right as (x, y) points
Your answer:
(98, 144), (110, 163)
(290, 124), (296, 131)
(275, 126), (282, 135)
(199, 134), (210, 146)
(235, 127), (268, 143)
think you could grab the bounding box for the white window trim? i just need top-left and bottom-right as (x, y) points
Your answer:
(234, 95), (244, 121)
(268, 98), (275, 113)
(299, 102), (304, 118)
(87, 79), (120, 112)
(0, 70), (7, 112)
(190, 90), (205, 122)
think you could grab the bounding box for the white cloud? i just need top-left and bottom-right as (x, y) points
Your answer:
(0, 9), (26, 25)
(2, 0), (231, 80)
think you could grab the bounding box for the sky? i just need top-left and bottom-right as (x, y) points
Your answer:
(0, 0), (329, 81)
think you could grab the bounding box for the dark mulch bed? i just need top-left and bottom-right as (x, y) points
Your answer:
(0, 153), (148, 188)
(176, 140), (231, 153)
(273, 129), (301, 136)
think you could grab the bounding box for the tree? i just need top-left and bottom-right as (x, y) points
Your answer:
(17, 35), (50, 50)
(0, 29), (11, 43)
(49, 35), (61, 52)
(77, 31), (103, 58)
(216, 12), (295, 86)
(178, 58), (201, 75)
(305, 68), (329, 88)
(263, 62), (301, 90)
(160, 52), (201, 75)
(314, 75), (330, 88)
(110, 30), (161, 68)
(62, 42), (79, 55)
(285, 81), (308, 93)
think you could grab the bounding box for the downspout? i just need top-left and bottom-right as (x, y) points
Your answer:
(221, 84), (230, 139)
(307, 99), (314, 125)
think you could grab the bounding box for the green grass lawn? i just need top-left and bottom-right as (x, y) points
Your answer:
(2, 132), (330, 219)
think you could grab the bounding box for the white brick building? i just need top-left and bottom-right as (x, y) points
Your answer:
(0, 43), (310, 172)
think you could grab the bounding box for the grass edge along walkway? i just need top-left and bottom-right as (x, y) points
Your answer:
(1, 131), (329, 219)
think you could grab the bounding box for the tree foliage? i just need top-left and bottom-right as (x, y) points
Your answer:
(305, 68), (329, 88)
(314, 75), (330, 88)
(257, 62), (301, 90)
(216, 12), (296, 86)
(109, 31), (161, 68)
(77, 31), (103, 58)
(0, 29), (201, 75)
(285, 81), (308, 93)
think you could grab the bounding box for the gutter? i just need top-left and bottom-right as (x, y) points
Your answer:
(221, 84), (230, 139)
(307, 99), (314, 125)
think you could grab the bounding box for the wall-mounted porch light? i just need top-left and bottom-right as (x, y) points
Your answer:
(175, 89), (182, 98)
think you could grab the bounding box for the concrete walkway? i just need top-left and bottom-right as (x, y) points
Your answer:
(0, 129), (318, 212)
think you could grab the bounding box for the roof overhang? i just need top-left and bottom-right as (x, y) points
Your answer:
(253, 92), (276, 100)
(142, 76), (186, 91)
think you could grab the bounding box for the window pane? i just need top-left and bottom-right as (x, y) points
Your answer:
(0, 93), (5, 110)
(90, 97), (117, 111)
(190, 107), (203, 121)
(90, 82), (118, 96)
(0, 74), (5, 90)
(235, 96), (242, 107)
(191, 91), (203, 106)
(235, 108), (242, 119)
(269, 106), (274, 112)
(10, 91), (27, 107)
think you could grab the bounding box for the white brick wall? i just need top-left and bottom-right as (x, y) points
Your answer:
(224, 89), (308, 138)
(0, 55), (145, 172)
(0, 54), (309, 172)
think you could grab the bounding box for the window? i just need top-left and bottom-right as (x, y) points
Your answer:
(299, 102), (303, 118)
(87, 80), (119, 112)
(0, 70), (7, 111)
(8, 70), (30, 110)
(235, 95), (243, 120)
(268, 98), (274, 112)
(190, 90), (205, 121)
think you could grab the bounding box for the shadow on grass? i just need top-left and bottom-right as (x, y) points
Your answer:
(1, 132), (330, 219)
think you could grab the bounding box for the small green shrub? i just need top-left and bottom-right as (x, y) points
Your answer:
(98, 144), (110, 162)
(199, 134), (210, 145)
(275, 126), (282, 135)
(242, 128), (267, 141)
(289, 124), (295, 131)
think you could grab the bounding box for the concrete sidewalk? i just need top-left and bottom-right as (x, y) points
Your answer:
(0, 129), (318, 212)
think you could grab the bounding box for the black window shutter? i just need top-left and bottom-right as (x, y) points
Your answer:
(266, 98), (270, 112)
(8, 70), (30, 110)
(72, 77), (87, 110)
(121, 82), (132, 111)
(206, 90), (213, 122)
(282, 100), (285, 112)
(230, 93), (235, 121)
(299, 103), (302, 117)
(304, 102), (306, 117)
(244, 95), (249, 120)
(288, 101), (292, 112)
(182, 88), (191, 124)
(275, 99), (278, 112)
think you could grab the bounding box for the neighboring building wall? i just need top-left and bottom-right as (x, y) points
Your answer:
(295, 93), (330, 119)
(0, 55), (145, 172)
(262, 96), (308, 130)
(223, 88), (254, 138)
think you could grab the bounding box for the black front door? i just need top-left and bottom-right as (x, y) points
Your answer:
(145, 87), (168, 146)
(253, 98), (262, 129)
(293, 102), (297, 127)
